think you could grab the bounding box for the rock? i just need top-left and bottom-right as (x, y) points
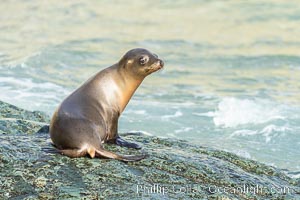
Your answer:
(0, 100), (299, 199)
(0, 101), (49, 135)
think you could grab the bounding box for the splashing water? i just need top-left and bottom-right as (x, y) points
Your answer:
(211, 98), (285, 128)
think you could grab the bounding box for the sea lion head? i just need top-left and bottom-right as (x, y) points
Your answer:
(119, 48), (164, 78)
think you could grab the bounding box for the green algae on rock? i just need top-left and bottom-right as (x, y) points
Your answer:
(0, 100), (299, 199)
(0, 101), (49, 135)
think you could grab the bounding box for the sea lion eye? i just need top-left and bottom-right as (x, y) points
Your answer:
(139, 56), (149, 65)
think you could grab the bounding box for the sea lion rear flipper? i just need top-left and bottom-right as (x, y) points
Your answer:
(95, 148), (147, 162)
(58, 149), (90, 158)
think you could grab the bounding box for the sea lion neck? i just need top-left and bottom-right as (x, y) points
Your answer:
(115, 64), (144, 112)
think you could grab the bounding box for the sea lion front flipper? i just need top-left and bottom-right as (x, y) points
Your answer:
(115, 136), (142, 149)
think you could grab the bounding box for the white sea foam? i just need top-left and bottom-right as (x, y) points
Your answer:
(230, 124), (292, 143)
(193, 112), (215, 117)
(126, 130), (153, 136)
(0, 77), (66, 91)
(231, 129), (258, 137)
(0, 76), (69, 114)
(174, 127), (193, 133)
(124, 110), (147, 115)
(260, 124), (292, 143)
(231, 149), (252, 159)
(199, 97), (285, 128)
(289, 173), (300, 179)
(260, 124), (292, 134)
(161, 111), (183, 120)
(166, 133), (176, 137)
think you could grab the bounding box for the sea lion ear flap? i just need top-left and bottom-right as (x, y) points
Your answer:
(126, 59), (134, 67)
(119, 57), (133, 69)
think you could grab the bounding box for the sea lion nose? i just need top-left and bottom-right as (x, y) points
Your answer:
(159, 59), (164, 67)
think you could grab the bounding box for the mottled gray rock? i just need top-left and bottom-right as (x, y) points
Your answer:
(0, 100), (299, 199)
(0, 101), (48, 135)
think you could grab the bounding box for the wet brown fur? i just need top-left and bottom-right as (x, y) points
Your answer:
(50, 48), (164, 161)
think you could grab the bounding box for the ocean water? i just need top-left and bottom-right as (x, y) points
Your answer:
(0, 1), (300, 175)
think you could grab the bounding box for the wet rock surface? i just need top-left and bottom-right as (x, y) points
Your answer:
(0, 100), (299, 199)
(0, 101), (48, 135)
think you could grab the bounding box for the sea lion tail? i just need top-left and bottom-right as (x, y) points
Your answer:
(94, 148), (147, 162)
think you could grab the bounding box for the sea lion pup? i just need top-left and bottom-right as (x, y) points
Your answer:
(50, 48), (164, 162)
